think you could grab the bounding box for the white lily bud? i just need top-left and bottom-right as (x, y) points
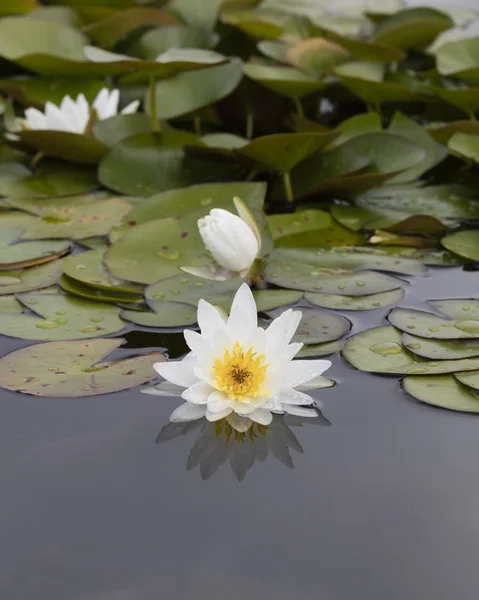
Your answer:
(198, 207), (260, 274)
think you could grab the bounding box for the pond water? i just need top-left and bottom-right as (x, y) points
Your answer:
(1, 265), (479, 599)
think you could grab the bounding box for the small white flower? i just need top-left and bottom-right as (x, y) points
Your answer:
(147, 283), (333, 427)
(182, 198), (262, 281)
(18, 88), (140, 135)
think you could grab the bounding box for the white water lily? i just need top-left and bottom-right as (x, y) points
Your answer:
(18, 88), (140, 134)
(147, 283), (333, 427)
(181, 197), (262, 281)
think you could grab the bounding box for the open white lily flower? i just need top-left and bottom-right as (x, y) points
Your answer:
(181, 197), (262, 281)
(18, 88), (140, 134)
(147, 283), (333, 427)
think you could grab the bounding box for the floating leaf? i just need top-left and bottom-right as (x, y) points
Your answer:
(275, 221), (366, 248)
(286, 38), (350, 75)
(325, 30), (405, 62)
(430, 299), (479, 320)
(268, 210), (331, 241)
(92, 114), (151, 147)
(169, 0), (223, 30)
(9, 195), (133, 240)
(0, 338), (163, 397)
(343, 325), (479, 374)
(442, 230), (479, 261)
(306, 288), (404, 311)
(17, 130), (108, 165)
(435, 37), (479, 81)
(268, 306), (351, 345)
(61, 250), (143, 294)
(251, 289), (302, 312)
(243, 63), (326, 99)
(448, 133), (479, 162)
(388, 307), (479, 340)
(59, 274), (142, 304)
(297, 340), (344, 358)
(431, 86), (479, 118)
(428, 121), (479, 145)
(121, 302), (198, 328)
(455, 371), (479, 391)
(131, 26), (218, 60)
(402, 333), (479, 360)
(0, 292), (125, 341)
(0, 261), (61, 296)
(403, 375), (479, 412)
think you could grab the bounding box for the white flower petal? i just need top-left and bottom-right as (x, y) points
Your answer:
(121, 99), (140, 115)
(227, 283), (257, 343)
(170, 402), (207, 422)
(283, 359), (332, 388)
(154, 360), (198, 388)
(207, 390), (232, 412)
(24, 107), (48, 130)
(197, 298), (227, 340)
(248, 408), (273, 426)
(297, 375), (335, 392)
(181, 381), (213, 404)
(283, 404), (318, 418)
(265, 309), (302, 354)
(206, 407), (233, 421)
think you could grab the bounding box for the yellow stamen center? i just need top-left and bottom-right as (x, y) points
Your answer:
(213, 341), (268, 401)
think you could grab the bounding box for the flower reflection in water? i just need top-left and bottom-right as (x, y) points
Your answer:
(156, 409), (330, 481)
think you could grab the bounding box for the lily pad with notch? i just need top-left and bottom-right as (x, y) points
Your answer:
(306, 288), (404, 311)
(0, 261), (61, 296)
(402, 333), (479, 360)
(59, 274), (143, 304)
(243, 63), (327, 99)
(0, 338), (163, 397)
(297, 340), (344, 358)
(388, 306), (479, 339)
(121, 302), (198, 328)
(268, 306), (351, 345)
(403, 375), (479, 412)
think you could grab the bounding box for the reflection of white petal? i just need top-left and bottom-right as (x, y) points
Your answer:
(141, 381), (183, 396)
(282, 404), (318, 417)
(283, 359), (332, 387)
(170, 402), (207, 422)
(182, 381), (213, 404)
(226, 413), (253, 432)
(154, 360), (198, 388)
(248, 408), (273, 425)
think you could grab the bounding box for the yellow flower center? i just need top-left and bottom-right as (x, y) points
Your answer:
(213, 341), (268, 401)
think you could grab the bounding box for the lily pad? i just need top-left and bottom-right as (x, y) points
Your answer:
(455, 371), (479, 391)
(105, 218), (207, 285)
(17, 130), (108, 166)
(306, 288), (404, 311)
(61, 250), (143, 295)
(250, 289), (303, 312)
(0, 292), (125, 341)
(0, 261), (61, 296)
(388, 307), (479, 339)
(430, 299), (479, 320)
(448, 133), (479, 162)
(121, 302), (198, 328)
(435, 37), (479, 81)
(268, 210), (331, 241)
(92, 114), (152, 147)
(8, 195), (133, 240)
(402, 333), (479, 360)
(297, 340), (344, 358)
(169, 0), (223, 30)
(59, 274), (143, 304)
(268, 306), (351, 345)
(441, 230), (479, 261)
(0, 338), (163, 397)
(243, 63), (326, 99)
(325, 30), (405, 62)
(286, 38), (350, 75)
(275, 221), (366, 249)
(131, 26), (218, 59)
(342, 325), (479, 374)
(150, 58), (243, 120)
(403, 375), (479, 412)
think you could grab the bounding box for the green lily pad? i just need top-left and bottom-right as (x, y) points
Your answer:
(0, 338), (164, 397)
(325, 30), (405, 62)
(243, 63), (326, 99)
(0, 0), (39, 15)
(98, 131), (243, 196)
(343, 325), (479, 374)
(17, 130), (108, 166)
(131, 26), (218, 59)
(268, 306), (351, 345)
(428, 121), (479, 145)
(430, 299), (479, 320)
(169, 0), (223, 30)
(435, 38), (479, 81)
(286, 38), (350, 75)
(150, 58), (243, 120)
(8, 195), (133, 240)
(306, 288), (404, 311)
(92, 114), (152, 148)
(0, 295), (23, 312)
(431, 86), (479, 118)
(388, 307), (479, 340)
(448, 133), (479, 162)
(0, 261), (61, 296)
(59, 274), (142, 304)
(297, 340), (344, 358)
(234, 132), (337, 173)
(146, 273), (242, 309)
(0, 216), (69, 268)
(0, 292), (125, 341)
(455, 371), (479, 391)
(275, 221), (366, 249)
(251, 289), (303, 312)
(121, 302), (198, 328)
(268, 210), (331, 241)
(442, 230), (479, 261)
(402, 333), (479, 360)
(403, 375), (479, 412)
(105, 218), (207, 285)
(61, 250), (143, 294)
(0, 161), (97, 198)
(372, 7), (453, 50)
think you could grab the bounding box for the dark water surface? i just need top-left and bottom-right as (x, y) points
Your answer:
(1, 267), (479, 600)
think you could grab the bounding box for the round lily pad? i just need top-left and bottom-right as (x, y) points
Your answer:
(268, 210), (331, 241)
(0, 292), (125, 341)
(343, 325), (479, 375)
(0, 261), (61, 296)
(62, 250), (143, 294)
(455, 371), (479, 391)
(17, 130), (108, 166)
(402, 333), (479, 360)
(0, 338), (164, 397)
(430, 299), (479, 320)
(131, 26), (218, 59)
(251, 289), (302, 312)
(306, 288), (404, 311)
(243, 63), (326, 99)
(403, 375), (479, 413)
(59, 274), (143, 304)
(297, 340), (344, 358)
(121, 302), (198, 328)
(268, 306), (351, 345)
(388, 307), (479, 340)
(442, 230), (479, 261)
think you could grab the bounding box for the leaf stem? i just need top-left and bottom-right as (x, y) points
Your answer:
(283, 171), (294, 203)
(246, 110), (254, 139)
(193, 115), (202, 135)
(294, 98), (304, 118)
(31, 151), (44, 169)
